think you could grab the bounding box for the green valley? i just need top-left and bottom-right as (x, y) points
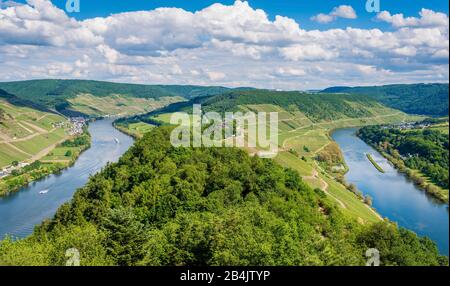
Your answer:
(0, 127), (446, 266)
(0, 80), (448, 265)
(118, 89), (425, 225)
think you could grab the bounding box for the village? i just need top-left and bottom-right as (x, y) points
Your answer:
(383, 120), (432, 130)
(0, 117), (88, 179)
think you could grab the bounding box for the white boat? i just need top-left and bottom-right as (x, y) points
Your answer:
(114, 138), (120, 144)
(39, 189), (49, 194)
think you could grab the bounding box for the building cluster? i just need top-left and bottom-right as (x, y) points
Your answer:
(0, 162), (30, 179)
(382, 121), (432, 130)
(52, 117), (87, 136)
(67, 117), (87, 136)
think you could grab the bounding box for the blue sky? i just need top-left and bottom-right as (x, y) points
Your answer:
(42, 0), (449, 29)
(0, 0), (448, 89)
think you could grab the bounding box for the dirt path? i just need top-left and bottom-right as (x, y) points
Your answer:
(29, 137), (68, 162)
(4, 142), (32, 156)
(20, 121), (48, 133)
(40, 159), (71, 163)
(0, 127), (57, 144)
(313, 142), (331, 155)
(37, 114), (48, 121)
(303, 168), (347, 209)
(16, 122), (34, 134)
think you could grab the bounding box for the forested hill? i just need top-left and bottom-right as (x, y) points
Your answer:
(0, 80), (246, 114)
(0, 126), (446, 266)
(0, 88), (52, 113)
(147, 89), (402, 122)
(321, 83), (449, 116)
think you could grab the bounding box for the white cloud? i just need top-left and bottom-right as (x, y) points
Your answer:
(311, 13), (335, 24)
(274, 67), (306, 77)
(279, 44), (337, 61)
(331, 5), (357, 19)
(0, 0), (448, 89)
(311, 5), (357, 23)
(377, 8), (449, 29)
(206, 71), (226, 81)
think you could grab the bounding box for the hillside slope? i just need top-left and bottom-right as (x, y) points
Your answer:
(0, 94), (70, 168)
(321, 83), (449, 116)
(146, 89), (407, 122)
(0, 127), (446, 266)
(0, 80), (248, 117)
(119, 89), (424, 225)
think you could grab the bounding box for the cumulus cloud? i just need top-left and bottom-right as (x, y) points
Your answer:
(311, 5), (357, 23)
(377, 8), (449, 28)
(0, 0), (448, 89)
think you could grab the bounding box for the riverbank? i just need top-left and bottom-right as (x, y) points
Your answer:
(0, 128), (91, 197)
(0, 119), (135, 239)
(356, 133), (448, 203)
(332, 128), (449, 255)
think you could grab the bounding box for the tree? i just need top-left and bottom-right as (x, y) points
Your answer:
(364, 195), (373, 206)
(100, 207), (148, 266)
(65, 150), (73, 157)
(11, 161), (19, 167)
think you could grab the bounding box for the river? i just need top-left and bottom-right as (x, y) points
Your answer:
(0, 119), (134, 239)
(332, 128), (449, 255)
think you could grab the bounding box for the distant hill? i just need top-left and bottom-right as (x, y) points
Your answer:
(0, 88), (52, 113)
(0, 80), (247, 116)
(147, 89), (402, 122)
(321, 83), (449, 116)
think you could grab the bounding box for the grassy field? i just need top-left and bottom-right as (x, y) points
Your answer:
(0, 99), (69, 168)
(115, 122), (155, 138)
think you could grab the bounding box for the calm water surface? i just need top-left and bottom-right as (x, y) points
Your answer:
(0, 119), (134, 238)
(332, 128), (449, 255)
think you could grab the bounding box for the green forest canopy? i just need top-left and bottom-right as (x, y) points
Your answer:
(0, 127), (446, 266)
(358, 125), (449, 190)
(0, 80), (250, 113)
(321, 83), (449, 116)
(144, 89), (396, 122)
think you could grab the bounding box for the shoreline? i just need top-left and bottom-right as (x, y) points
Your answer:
(356, 132), (448, 204)
(0, 127), (92, 197)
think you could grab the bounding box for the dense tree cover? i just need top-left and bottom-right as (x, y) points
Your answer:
(0, 80), (248, 115)
(0, 88), (51, 113)
(358, 126), (449, 191)
(322, 83), (449, 116)
(0, 127), (446, 266)
(60, 131), (91, 148)
(145, 90), (387, 123)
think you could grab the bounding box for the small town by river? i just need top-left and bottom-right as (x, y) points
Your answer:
(0, 119), (134, 239)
